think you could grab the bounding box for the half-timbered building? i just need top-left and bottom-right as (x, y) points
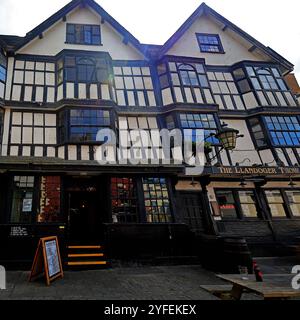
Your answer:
(1, 0), (300, 268)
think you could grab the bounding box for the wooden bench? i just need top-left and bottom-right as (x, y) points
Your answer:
(200, 285), (235, 300)
(216, 274), (300, 300)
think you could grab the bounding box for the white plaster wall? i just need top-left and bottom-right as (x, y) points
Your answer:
(223, 119), (262, 166)
(18, 6), (144, 60)
(167, 14), (268, 65)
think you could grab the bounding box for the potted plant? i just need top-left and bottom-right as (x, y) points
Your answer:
(204, 141), (213, 155)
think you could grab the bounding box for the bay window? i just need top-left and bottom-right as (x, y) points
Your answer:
(59, 108), (111, 143)
(233, 64), (297, 107)
(265, 116), (300, 146)
(179, 113), (219, 144)
(157, 60), (214, 104)
(57, 54), (111, 85)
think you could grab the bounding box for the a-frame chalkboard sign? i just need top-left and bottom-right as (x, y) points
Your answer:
(29, 236), (64, 286)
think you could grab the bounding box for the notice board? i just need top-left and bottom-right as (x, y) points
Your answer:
(29, 236), (64, 286)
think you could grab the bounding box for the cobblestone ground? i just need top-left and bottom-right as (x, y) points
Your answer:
(0, 257), (298, 300)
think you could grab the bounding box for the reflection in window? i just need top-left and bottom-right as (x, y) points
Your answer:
(69, 109), (111, 142)
(11, 176), (35, 223)
(264, 116), (300, 146)
(59, 109), (111, 143)
(286, 190), (300, 217)
(143, 178), (171, 223)
(265, 190), (286, 217)
(215, 190), (238, 219)
(180, 113), (219, 144)
(111, 178), (139, 223)
(38, 176), (61, 223)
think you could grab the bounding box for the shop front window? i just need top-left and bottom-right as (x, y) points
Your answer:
(11, 176), (35, 223)
(265, 190), (287, 217)
(215, 190), (238, 219)
(111, 178), (139, 223)
(38, 176), (62, 223)
(285, 190), (300, 217)
(142, 178), (172, 223)
(238, 190), (258, 218)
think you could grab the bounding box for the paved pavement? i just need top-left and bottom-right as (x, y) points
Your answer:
(0, 257), (298, 300)
(0, 265), (222, 300)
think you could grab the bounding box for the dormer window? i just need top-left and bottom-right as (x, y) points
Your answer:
(197, 33), (224, 53)
(66, 24), (101, 45)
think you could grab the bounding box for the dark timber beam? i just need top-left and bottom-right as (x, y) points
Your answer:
(222, 24), (228, 31)
(249, 45), (257, 53)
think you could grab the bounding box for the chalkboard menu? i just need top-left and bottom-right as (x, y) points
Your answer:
(29, 236), (64, 286)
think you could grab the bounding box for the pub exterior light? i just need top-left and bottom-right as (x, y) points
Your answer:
(215, 126), (240, 151)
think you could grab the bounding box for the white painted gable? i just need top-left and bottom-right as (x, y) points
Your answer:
(167, 14), (269, 65)
(18, 6), (144, 60)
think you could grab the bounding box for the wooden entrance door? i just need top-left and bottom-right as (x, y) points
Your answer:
(176, 192), (205, 234)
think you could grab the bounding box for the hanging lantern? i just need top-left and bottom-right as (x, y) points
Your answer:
(215, 126), (240, 151)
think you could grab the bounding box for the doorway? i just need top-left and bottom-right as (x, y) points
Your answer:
(66, 177), (109, 242)
(177, 191), (205, 234)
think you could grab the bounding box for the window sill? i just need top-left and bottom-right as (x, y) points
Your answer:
(65, 42), (103, 46)
(200, 50), (226, 54)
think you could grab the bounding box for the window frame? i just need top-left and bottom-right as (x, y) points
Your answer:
(66, 23), (102, 46)
(196, 33), (225, 54)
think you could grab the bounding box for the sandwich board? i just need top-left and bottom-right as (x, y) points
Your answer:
(29, 236), (64, 286)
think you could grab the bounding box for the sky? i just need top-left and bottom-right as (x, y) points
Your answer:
(0, 0), (300, 80)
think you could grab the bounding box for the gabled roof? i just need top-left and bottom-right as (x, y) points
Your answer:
(13, 0), (144, 55)
(0, 35), (24, 47)
(0, 0), (294, 73)
(157, 3), (294, 72)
